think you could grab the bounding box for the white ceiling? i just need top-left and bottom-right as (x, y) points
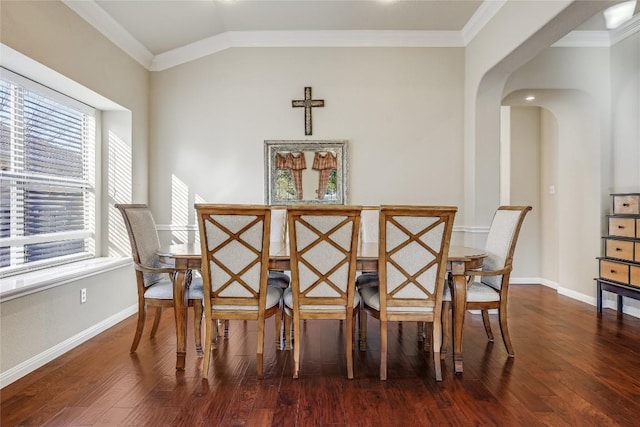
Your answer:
(62, 0), (637, 71)
(95, 0), (484, 54)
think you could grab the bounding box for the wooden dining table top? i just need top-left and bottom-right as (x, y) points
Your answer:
(158, 242), (487, 272)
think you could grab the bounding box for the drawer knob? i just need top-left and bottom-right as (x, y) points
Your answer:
(616, 248), (621, 251)
(623, 203), (630, 207)
(611, 270), (616, 273)
(618, 225), (625, 229)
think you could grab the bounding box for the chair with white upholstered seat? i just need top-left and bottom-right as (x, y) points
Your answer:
(115, 204), (204, 354)
(268, 206), (290, 348)
(283, 205), (362, 379)
(355, 206), (380, 350)
(442, 205), (532, 358)
(209, 206), (290, 347)
(360, 205), (456, 381)
(196, 204), (282, 379)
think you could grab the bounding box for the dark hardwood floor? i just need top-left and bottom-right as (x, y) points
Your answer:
(2, 285), (640, 426)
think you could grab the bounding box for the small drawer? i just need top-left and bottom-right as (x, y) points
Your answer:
(632, 266), (640, 287)
(600, 260), (630, 284)
(608, 217), (636, 238)
(613, 194), (640, 215)
(605, 239), (635, 262)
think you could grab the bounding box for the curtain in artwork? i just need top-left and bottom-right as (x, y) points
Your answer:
(275, 152), (307, 200)
(312, 151), (337, 200)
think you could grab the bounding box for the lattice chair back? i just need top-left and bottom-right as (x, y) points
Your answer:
(379, 206), (456, 314)
(197, 205), (271, 311)
(197, 204), (281, 379)
(288, 206), (362, 312)
(116, 204), (166, 287)
(481, 206), (532, 290)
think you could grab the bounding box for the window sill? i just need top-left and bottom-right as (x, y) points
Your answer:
(0, 257), (132, 302)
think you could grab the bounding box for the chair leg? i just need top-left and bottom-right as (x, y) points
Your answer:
(359, 305), (368, 351)
(275, 304), (283, 350)
(130, 302), (146, 353)
(380, 319), (388, 381)
(498, 307), (514, 357)
(481, 309), (494, 341)
(440, 301), (450, 360)
(212, 318), (219, 350)
(346, 311), (354, 379)
(423, 322), (432, 352)
(293, 316), (300, 379)
(202, 314), (214, 378)
(284, 310), (292, 350)
(224, 319), (230, 338)
(432, 320), (442, 381)
(257, 315), (265, 378)
(193, 300), (203, 356)
(417, 321), (424, 342)
(149, 306), (162, 339)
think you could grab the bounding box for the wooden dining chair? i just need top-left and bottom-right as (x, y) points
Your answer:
(442, 205), (532, 357)
(196, 204), (282, 378)
(359, 205), (456, 381)
(268, 206), (290, 348)
(214, 206), (290, 346)
(283, 205), (362, 379)
(115, 204), (204, 354)
(355, 206), (380, 349)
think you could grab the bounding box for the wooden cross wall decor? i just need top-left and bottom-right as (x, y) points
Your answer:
(292, 87), (324, 136)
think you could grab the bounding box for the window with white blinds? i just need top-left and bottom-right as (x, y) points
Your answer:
(0, 68), (96, 277)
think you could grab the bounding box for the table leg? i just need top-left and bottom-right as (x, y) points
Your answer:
(450, 261), (467, 374)
(173, 266), (191, 371)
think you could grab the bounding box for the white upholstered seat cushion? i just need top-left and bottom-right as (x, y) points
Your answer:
(143, 276), (204, 300)
(355, 272), (379, 289)
(268, 271), (291, 289)
(442, 281), (500, 303)
(360, 286), (436, 312)
(283, 287), (360, 310)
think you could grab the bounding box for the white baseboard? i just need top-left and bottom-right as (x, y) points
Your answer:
(0, 304), (137, 388)
(512, 276), (640, 319)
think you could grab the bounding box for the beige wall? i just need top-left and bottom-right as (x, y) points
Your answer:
(149, 47), (465, 236)
(0, 1), (148, 379)
(509, 106), (541, 279)
(611, 31), (640, 192)
(540, 108), (560, 284)
(503, 44), (611, 301)
(503, 36), (640, 314)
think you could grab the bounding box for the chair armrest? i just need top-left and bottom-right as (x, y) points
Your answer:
(133, 262), (176, 275)
(464, 267), (511, 277)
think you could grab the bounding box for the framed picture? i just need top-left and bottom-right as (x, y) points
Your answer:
(264, 140), (348, 205)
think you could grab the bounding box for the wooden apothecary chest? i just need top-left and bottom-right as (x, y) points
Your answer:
(597, 193), (640, 312)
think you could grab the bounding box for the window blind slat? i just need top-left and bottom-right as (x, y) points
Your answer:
(0, 67), (96, 278)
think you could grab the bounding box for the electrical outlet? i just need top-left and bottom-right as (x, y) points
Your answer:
(80, 288), (87, 304)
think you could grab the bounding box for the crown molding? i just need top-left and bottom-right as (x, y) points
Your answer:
(553, 12), (640, 47)
(61, 0), (153, 69)
(610, 12), (640, 45)
(552, 30), (611, 47)
(461, 0), (507, 45)
(150, 30), (465, 71)
(65, 0), (636, 71)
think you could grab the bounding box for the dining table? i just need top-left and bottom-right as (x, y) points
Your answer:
(158, 242), (486, 374)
